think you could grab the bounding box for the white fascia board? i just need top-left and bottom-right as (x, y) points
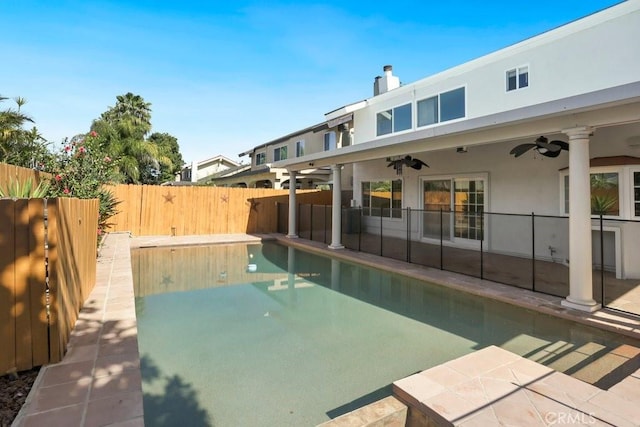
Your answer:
(325, 100), (368, 121)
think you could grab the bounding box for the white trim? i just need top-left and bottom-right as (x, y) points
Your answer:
(591, 225), (622, 279)
(360, 178), (404, 220)
(419, 172), (489, 248)
(630, 167), (640, 220)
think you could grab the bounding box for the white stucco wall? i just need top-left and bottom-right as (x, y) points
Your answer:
(352, 3), (640, 145)
(352, 121), (640, 276)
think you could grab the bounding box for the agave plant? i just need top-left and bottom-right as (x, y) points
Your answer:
(0, 177), (50, 198)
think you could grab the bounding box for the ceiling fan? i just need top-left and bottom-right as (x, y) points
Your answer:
(387, 155), (429, 175)
(509, 136), (569, 158)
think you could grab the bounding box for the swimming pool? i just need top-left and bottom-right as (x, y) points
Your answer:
(132, 241), (639, 426)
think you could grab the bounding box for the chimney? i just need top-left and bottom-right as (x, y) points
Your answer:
(373, 65), (400, 96)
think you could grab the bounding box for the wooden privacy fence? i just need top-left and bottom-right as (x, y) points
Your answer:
(0, 163), (49, 188)
(106, 184), (333, 236)
(0, 197), (98, 374)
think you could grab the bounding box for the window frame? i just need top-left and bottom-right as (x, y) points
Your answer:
(630, 166), (640, 220)
(375, 103), (413, 137)
(416, 86), (466, 129)
(323, 132), (336, 151)
(361, 179), (403, 219)
(560, 166), (625, 219)
(506, 65), (529, 92)
(255, 151), (266, 166)
(295, 139), (305, 157)
(273, 145), (288, 162)
(420, 173), (488, 247)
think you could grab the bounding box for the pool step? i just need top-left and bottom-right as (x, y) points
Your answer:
(393, 345), (640, 426)
(316, 396), (407, 427)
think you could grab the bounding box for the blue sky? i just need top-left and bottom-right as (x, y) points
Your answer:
(1, 0), (622, 165)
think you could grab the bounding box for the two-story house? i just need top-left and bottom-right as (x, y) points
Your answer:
(272, 1), (640, 313)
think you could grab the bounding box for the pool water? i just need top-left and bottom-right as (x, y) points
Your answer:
(132, 241), (638, 427)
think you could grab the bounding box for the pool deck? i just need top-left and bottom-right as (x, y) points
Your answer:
(12, 232), (640, 427)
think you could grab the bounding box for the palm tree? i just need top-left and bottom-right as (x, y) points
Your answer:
(91, 94), (169, 184)
(101, 92), (152, 139)
(0, 95), (38, 165)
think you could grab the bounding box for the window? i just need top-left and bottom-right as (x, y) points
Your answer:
(417, 87), (465, 127)
(361, 180), (402, 218)
(563, 171), (620, 216)
(255, 152), (266, 166)
(590, 173), (619, 216)
(274, 146), (287, 161)
(296, 140), (305, 157)
(376, 103), (412, 136)
(324, 132), (336, 151)
(635, 171), (640, 217)
(506, 66), (529, 91)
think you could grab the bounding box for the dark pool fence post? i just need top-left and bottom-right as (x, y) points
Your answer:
(531, 212), (536, 292)
(310, 204), (314, 241)
(600, 214), (605, 306)
(358, 207), (362, 252)
(406, 207), (411, 263)
(379, 211), (383, 256)
(440, 208), (444, 270)
(297, 203), (300, 236)
(480, 210), (484, 280)
(324, 205), (328, 244)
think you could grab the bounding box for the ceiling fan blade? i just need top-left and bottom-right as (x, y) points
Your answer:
(509, 143), (536, 157)
(550, 140), (569, 151)
(542, 149), (561, 158)
(409, 158), (428, 169)
(536, 141), (561, 152)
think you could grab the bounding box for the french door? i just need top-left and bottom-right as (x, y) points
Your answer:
(422, 176), (485, 244)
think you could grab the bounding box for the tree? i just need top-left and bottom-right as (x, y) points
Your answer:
(100, 92), (152, 139)
(92, 93), (165, 184)
(148, 132), (184, 182)
(0, 95), (51, 168)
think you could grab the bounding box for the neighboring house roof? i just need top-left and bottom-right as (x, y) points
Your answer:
(239, 122), (328, 157)
(189, 155), (240, 169)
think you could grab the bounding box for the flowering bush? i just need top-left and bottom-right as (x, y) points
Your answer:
(46, 131), (120, 235)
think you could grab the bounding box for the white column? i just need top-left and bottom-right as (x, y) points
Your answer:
(561, 126), (600, 312)
(329, 164), (344, 249)
(287, 170), (298, 238)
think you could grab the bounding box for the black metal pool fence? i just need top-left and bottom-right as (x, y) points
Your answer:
(275, 203), (640, 317)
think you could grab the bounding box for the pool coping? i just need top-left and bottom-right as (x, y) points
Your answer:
(12, 232), (640, 427)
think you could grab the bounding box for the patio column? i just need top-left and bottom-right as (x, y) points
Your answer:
(287, 170), (298, 238)
(561, 126), (600, 312)
(329, 164), (344, 249)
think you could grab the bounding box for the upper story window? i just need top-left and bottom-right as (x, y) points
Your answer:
(417, 87), (465, 127)
(506, 66), (529, 91)
(274, 145), (287, 161)
(324, 132), (336, 151)
(296, 140), (305, 157)
(376, 103), (412, 136)
(255, 151), (266, 166)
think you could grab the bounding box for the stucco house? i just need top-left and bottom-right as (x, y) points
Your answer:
(211, 121), (354, 196)
(270, 1), (640, 313)
(178, 155), (240, 183)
